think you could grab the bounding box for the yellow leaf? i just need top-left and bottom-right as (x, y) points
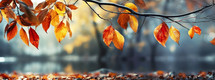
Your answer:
(129, 15), (138, 33)
(188, 27), (194, 39)
(169, 26), (180, 44)
(154, 22), (169, 47)
(124, 2), (138, 12)
(49, 9), (59, 27)
(19, 28), (29, 46)
(113, 30), (124, 50)
(54, 20), (68, 42)
(54, 2), (66, 16)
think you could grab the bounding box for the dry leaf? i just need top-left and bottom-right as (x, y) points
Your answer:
(42, 12), (51, 33)
(35, 1), (47, 12)
(193, 26), (201, 35)
(134, 0), (146, 9)
(66, 8), (72, 20)
(66, 20), (72, 38)
(7, 21), (18, 41)
(103, 25), (114, 47)
(49, 9), (59, 27)
(19, 28), (29, 46)
(125, 2), (138, 12)
(0, 12), (2, 23)
(113, 30), (124, 50)
(154, 22), (169, 47)
(210, 38), (215, 45)
(16, 15), (32, 26)
(54, 2), (66, 16)
(20, 0), (33, 7)
(128, 15), (138, 33)
(0, 0), (12, 7)
(188, 27), (194, 39)
(117, 14), (130, 29)
(54, 20), (68, 42)
(67, 4), (78, 10)
(3, 6), (16, 19)
(37, 9), (49, 23)
(29, 27), (39, 49)
(169, 26), (180, 44)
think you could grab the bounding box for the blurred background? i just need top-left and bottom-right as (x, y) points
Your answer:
(0, 0), (215, 74)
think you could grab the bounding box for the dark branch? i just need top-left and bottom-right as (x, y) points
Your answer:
(85, 0), (214, 18)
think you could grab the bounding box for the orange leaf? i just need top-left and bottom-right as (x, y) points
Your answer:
(29, 27), (39, 49)
(19, 3), (40, 26)
(42, 12), (51, 33)
(157, 70), (164, 76)
(54, 2), (66, 16)
(20, 0), (33, 7)
(19, 28), (29, 46)
(1, 9), (9, 22)
(0, 12), (2, 23)
(117, 14), (130, 29)
(7, 21), (18, 41)
(128, 15), (138, 33)
(193, 26), (201, 35)
(45, 0), (56, 5)
(3, 6), (16, 19)
(66, 20), (72, 38)
(67, 4), (78, 10)
(16, 15), (32, 26)
(37, 9), (49, 23)
(49, 9), (59, 27)
(134, 0), (146, 9)
(186, 0), (194, 11)
(66, 8), (72, 20)
(54, 20), (68, 42)
(154, 22), (169, 47)
(4, 24), (9, 38)
(125, 2), (138, 12)
(169, 26), (180, 44)
(210, 38), (215, 45)
(188, 27), (194, 39)
(113, 30), (124, 50)
(0, 0), (12, 7)
(103, 25), (114, 47)
(35, 1), (47, 12)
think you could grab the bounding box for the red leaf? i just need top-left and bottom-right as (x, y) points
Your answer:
(154, 22), (169, 47)
(29, 27), (39, 49)
(7, 21), (18, 41)
(117, 14), (130, 29)
(193, 26), (201, 35)
(67, 4), (78, 10)
(0, 0), (12, 7)
(42, 12), (51, 33)
(210, 38), (215, 45)
(103, 25), (114, 47)
(19, 28), (29, 46)
(37, 9), (49, 23)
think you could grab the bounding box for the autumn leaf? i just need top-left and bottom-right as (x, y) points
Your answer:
(66, 21), (72, 38)
(19, 28), (29, 46)
(113, 30), (124, 50)
(35, 1), (47, 12)
(19, 2), (40, 26)
(169, 26), (180, 44)
(186, 0), (194, 11)
(37, 9), (49, 23)
(0, 0), (12, 7)
(188, 27), (194, 39)
(103, 25), (114, 47)
(134, 0), (146, 9)
(29, 27), (39, 49)
(193, 26), (201, 35)
(210, 38), (215, 45)
(16, 15), (32, 26)
(66, 8), (72, 20)
(20, 0), (33, 7)
(1, 9), (9, 22)
(67, 4), (78, 10)
(45, 0), (56, 6)
(7, 21), (18, 41)
(4, 24), (9, 38)
(128, 15), (138, 33)
(154, 22), (169, 47)
(49, 9), (59, 27)
(117, 14), (130, 29)
(3, 6), (16, 19)
(125, 2), (138, 12)
(42, 12), (51, 33)
(54, 2), (66, 16)
(54, 20), (68, 42)
(0, 12), (2, 23)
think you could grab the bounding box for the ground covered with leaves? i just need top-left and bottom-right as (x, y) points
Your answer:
(0, 70), (215, 80)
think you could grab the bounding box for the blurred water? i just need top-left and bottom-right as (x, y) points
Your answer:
(0, 55), (214, 74)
